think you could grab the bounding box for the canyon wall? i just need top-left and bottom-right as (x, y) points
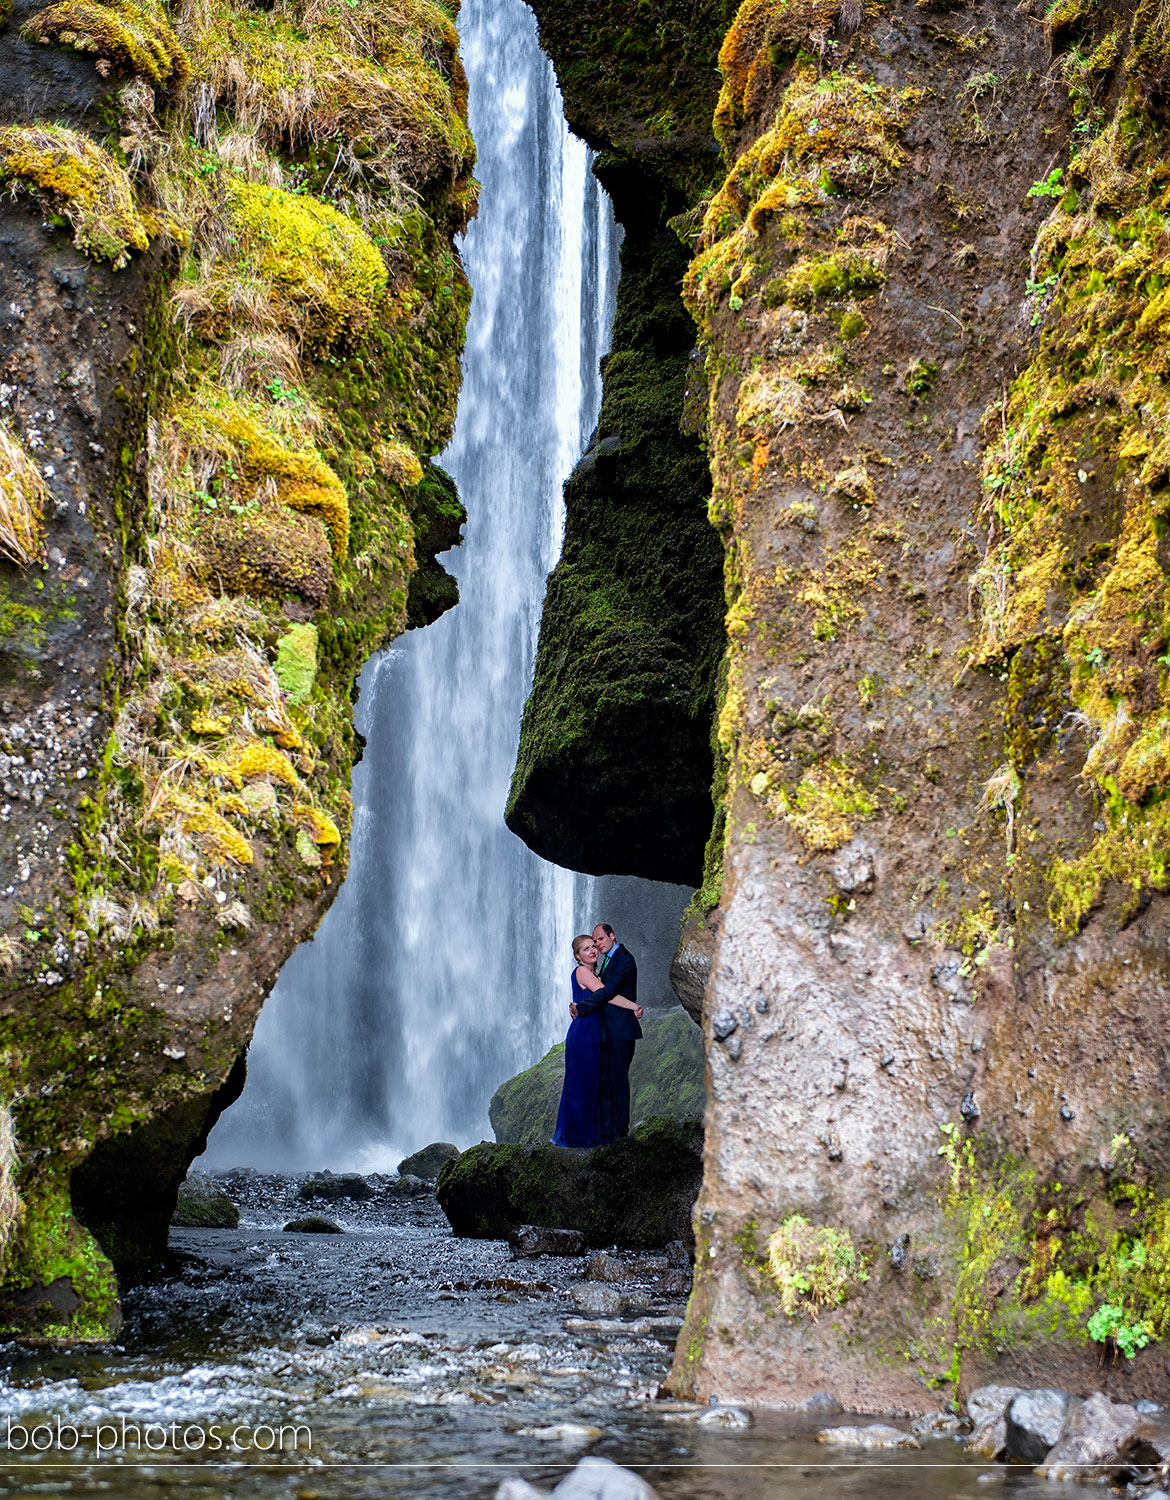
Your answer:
(524, 0), (1170, 1410)
(0, 0), (472, 1334)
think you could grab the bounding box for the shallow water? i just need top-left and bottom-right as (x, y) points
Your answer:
(0, 1186), (1080, 1499)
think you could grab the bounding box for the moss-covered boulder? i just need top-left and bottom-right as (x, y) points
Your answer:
(171, 1174), (239, 1229)
(398, 1141), (460, 1180)
(490, 1008), (705, 1145)
(436, 1115), (703, 1248)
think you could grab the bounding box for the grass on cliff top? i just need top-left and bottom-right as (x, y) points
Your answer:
(23, 0), (189, 87)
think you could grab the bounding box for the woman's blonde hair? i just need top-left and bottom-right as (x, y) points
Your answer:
(572, 933), (593, 960)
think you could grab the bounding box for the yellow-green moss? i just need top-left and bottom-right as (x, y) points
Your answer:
(274, 623), (318, 705)
(0, 123), (149, 266)
(220, 181), (387, 352)
(24, 0), (188, 87)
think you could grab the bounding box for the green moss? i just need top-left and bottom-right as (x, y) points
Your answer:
(274, 623), (318, 705)
(23, 0), (188, 86)
(0, 122), (150, 267)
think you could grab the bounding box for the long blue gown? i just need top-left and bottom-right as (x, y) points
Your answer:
(552, 969), (601, 1148)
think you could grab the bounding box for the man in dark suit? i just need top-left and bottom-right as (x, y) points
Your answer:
(573, 922), (641, 1143)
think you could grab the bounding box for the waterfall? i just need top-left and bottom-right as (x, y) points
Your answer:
(203, 0), (621, 1171)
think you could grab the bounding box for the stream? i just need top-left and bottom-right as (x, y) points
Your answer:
(0, 1177), (1074, 1498)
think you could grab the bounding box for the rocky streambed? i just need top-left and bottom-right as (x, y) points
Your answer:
(0, 1171), (1162, 1499)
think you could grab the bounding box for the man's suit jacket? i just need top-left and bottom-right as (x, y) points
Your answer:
(576, 944), (642, 1042)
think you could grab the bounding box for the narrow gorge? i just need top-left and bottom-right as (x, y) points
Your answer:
(2, 0), (1170, 1485)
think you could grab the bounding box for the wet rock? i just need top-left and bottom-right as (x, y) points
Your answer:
(437, 1117), (703, 1248)
(959, 1091), (980, 1121)
(283, 1216), (344, 1233)
(298, 1172), (374, 1203)
(888, 1234), (910, 1271)
(171, 1173), (239, 1229)
(1118, 1416), (1170, 1468)
(660, 1269), (691, 1296)
(387, 1173), (431, 1198)
(664, 1239), (691, 1270)
(697, 1404), (750, 1429)
(550, 1456), (661, 1499)
(585, 1251), (628, 1282)
(509, 1225), (586, 1258)
(966, 1418), (1007, 1459)
(967, 1384), (1023, 1429)
(397, 1142), (460, 1180)
(1136, 1399), (1164, 1415)
(1005, 1388), (1071, 1464)
(1038, 1391), (1140, 1480)
(799, 1392), (843, 1414)
(816, 1424), (921, 1450)
(910, 1411), (962, 1438)
(570, 1283), (622, 1315)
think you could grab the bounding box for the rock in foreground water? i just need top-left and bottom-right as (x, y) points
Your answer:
(1005, 1388), (1072, 1464)
(816, 1424), (921, 1449)
(1037, 1391), (1140, 1480)
(283, 1216), (344, 1234)
(437, 1117), (702, 1248)
(495, 1455), (662, 1500)
(171, 1174), (240, 1229)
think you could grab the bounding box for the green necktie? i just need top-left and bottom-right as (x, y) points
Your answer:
(600, 952), (608, 975)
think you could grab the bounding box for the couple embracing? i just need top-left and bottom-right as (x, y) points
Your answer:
(552, 923), (642, 1149)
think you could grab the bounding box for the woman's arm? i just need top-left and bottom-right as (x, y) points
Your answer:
(607, 993), (640, 1012)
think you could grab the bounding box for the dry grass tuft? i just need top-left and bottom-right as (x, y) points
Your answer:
(0, 423), (47, 566)
(0, 1104), (18, 1262)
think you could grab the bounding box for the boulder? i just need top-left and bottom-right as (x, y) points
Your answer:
(816, 1424), (921, 1450)
(661, 1269), (691, 1296)
(509, 1225), (586, 1258)
(436, 1116), (703, 1248)
(1005, 1388), (1072, 1464)
(967, 1384), (1023, 1430)
(298, 1172), (374, 1202)
(664, 1240), (691, 1270)
(571, 1283), (622, 1316)
(966, 1418), (1007, 1459)
(1037, 1391), (1140, 1481)
(670, 906), (717, 1025)
(1118, 1417), (1170, 1469)
(397, 1142), (460, 1180)
(387, 1173), (431, 1198)
(171, 1173), (240, 1229)
(800, 1392), (844, 1414)
(489, 1013), (704, 1145)
(283, 1216), (343, 1233)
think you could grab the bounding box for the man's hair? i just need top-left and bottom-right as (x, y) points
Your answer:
(593, 922), (615, 938)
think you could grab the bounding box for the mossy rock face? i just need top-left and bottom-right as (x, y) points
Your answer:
(436, 1115), (704, 1248)
(0, 0), (472, 1339)
(490, 1009), (705, 1145)
(507, 164), (725, 886)
(397, 1141), (459, 1180)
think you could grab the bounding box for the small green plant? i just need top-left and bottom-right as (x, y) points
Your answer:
(1028, 168), (1065, 198)
(905, 358), (939, 396)
(766, 1215), (869, 1317)
(1087, 1302), (1154, 1358)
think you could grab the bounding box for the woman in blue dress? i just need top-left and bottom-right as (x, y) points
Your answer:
(552, 934), (641, 1147)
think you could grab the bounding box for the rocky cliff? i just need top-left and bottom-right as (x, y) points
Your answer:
(522, 0), (1170, 1412)
(0, 0), (472, 1336)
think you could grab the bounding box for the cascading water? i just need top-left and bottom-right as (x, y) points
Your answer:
(204, 0), (622, 1171)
